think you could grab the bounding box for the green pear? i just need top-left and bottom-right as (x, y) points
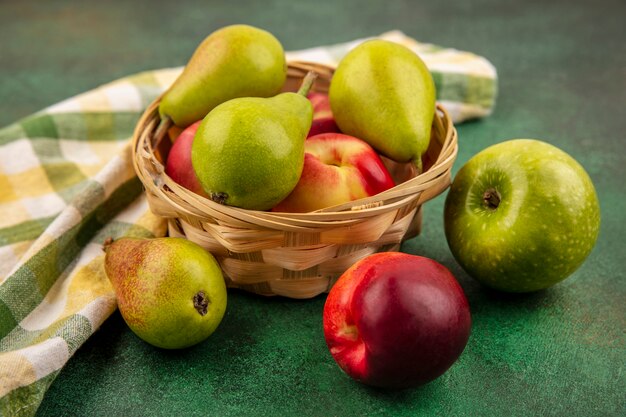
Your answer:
(159, 24), (286, 127)
(191, 73), (316, 210)
(329, 40), (436, 167)
(103, 237), (227, 349)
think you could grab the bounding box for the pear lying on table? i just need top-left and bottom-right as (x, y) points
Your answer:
(329, 40), (436, 170)
(191, 72), (316, 211)
(104, 237), (227, 349)
(159, 24), (287, 127)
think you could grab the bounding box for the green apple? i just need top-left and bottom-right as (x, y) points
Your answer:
(444, 139), (600, 292)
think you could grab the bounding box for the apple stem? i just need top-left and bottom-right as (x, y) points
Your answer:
(297, 71), (318, 97)
(193, 291), (209, 316)
(483, 188), (501, 209)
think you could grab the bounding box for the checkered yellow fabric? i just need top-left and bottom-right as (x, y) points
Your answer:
(0, 31), (497, 416)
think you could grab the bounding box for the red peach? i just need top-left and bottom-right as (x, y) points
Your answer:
(323, 252), (471, 389)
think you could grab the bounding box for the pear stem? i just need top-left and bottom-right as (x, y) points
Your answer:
(155, 116), (173, 143)
(296, 71), (318, 97)
(102, 237), (114, 253)
(413, 157), (423, 174)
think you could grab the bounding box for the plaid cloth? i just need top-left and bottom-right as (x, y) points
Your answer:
(0, 31), (497, 416)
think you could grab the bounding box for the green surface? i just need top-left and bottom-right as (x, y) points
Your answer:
(1, 0), (624, 415)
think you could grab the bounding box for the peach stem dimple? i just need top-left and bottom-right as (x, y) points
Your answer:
(339, 324), (359, 341)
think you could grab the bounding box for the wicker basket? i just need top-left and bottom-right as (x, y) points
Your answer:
(132, 61), (458, 299)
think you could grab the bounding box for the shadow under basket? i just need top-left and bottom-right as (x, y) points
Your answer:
(132, 61), (458, 299)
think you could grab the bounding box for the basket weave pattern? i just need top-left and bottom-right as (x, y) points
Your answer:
(132, 62), (458, 298)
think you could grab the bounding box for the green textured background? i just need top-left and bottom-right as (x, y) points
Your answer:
(2, 0), (625, 415)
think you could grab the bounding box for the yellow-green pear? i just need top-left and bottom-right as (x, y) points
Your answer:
(329, 40), (436, 167)
(191, 73), (316, 211)
(104, 237), (227, 349)
(159, 24), (286, 127)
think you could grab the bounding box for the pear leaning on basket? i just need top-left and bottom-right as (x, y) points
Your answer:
(329, 40), (436, 171)
(159, 24), (287, 128)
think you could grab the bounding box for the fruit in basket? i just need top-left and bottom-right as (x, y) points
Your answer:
(191, 72), (316, 211)
(444, 139), (601, 292)
(104, 237), (227, 349)
(165, 120), (207, 196)
(307, 92), (340, 137)
(272, 133), (395, 212)
(329, 40), (436, 170)
(159, 24), (286, 127)
(323, 252), (471, 388)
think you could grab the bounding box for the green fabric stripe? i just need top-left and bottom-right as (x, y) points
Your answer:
(20, 114), (59, 140)
(0, 216), (55, 246)
(54, 110), (88, 143)
(0, 123), (27, 145)
(466, 73), (498, 108)
(93, 178), (142, 225)
(1, 71), (163, 146)
(23, 139), (63, 163)
(4, 112), (142, 143)
(56, 179), (94, 204)
(0, 301), (18, 339)
(0, 314), (92, 354)
(0, 263), (44, 328)
(29, 137), (88, 198)
(0, 177), (143, 339)
(40, 162), (88, 202)
(433, 72), (497, 108)
(62, 112), (142, 141)
(28, 149), (126, 206)
(0, 370), (59, 417)
(71, 180), (105, 217)
(87, 113), (115, 142)
(24, 151), (89, 204)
